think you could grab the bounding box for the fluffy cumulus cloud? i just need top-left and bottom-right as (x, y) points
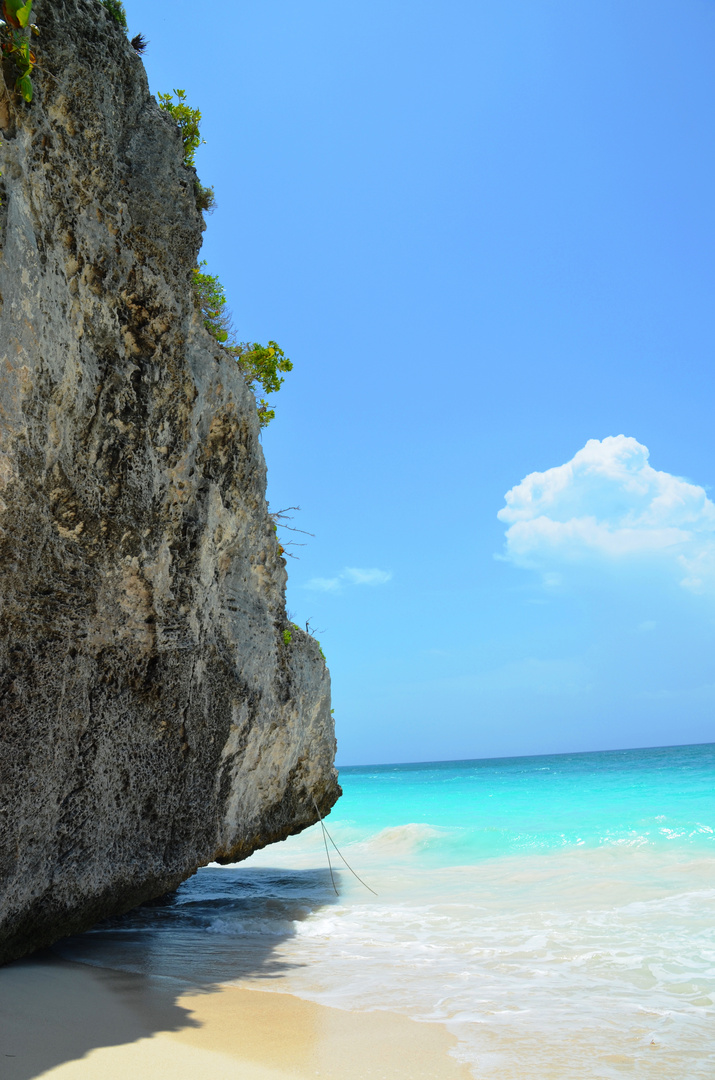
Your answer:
(498, 436), (715, 591)
(304, 567), (393, 592)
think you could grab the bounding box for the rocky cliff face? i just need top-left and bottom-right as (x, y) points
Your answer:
(0, 0), (340, 965)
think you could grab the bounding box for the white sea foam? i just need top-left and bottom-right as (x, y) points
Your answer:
(234, 837), (715, 1078)
(351, 822), (450, 854)
(54, 747), (715, 1078)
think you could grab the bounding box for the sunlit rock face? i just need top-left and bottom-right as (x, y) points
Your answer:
(0, 0), (339, 965)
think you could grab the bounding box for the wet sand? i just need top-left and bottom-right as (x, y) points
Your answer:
(0, 955), (473, 1079)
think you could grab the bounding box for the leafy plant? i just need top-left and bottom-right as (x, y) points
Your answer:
(100, 0), (127, 28)
(192, 264), (293, 427)
(157, 89), (204, 169)
(1, 31), (33, 100)
(2, 0), (32, 29)
(160, 93), (291, 427)
(282, 629), (292, 645)
(228, 341), (293, 427)
(99, 2), (149, 54)
(0, 0), (37, 102)
(192, 263), (230, 342)
(195, 181), (216, 214)
(1, 0), (144, 108)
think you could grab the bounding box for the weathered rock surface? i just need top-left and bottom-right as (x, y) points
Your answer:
(0, 0), (339, 965)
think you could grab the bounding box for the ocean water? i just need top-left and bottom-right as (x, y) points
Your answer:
(55, 743), (715, 1078)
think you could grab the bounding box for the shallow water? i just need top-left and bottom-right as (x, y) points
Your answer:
(56, 743), (715, 1078)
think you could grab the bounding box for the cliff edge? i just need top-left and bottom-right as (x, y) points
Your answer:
(0, 0), (340, 965)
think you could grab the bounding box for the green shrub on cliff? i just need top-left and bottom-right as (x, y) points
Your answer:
(100, 0), (127, 28)
(160, 89), (292, 428)
(2, 0), (33, 28)
(157, 89), (204, 169)
(0, 1), (38, 103)
(192, 263), (231, 342)
(195, 182), (216, 213)
(230, 341), (293, 428)
(99, 0), (147, 53)
(192, 264), (292, 428)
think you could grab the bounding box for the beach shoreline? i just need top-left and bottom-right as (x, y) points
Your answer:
(0, 954), (473, 1080)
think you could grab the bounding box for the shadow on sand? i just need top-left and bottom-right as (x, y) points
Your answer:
(0, 865), (339, 1079)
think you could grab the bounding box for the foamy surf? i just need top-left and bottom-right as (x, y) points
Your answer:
(53, 743), (715, 1079)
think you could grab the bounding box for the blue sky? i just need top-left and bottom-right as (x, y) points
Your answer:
(135, 1), (715, 764)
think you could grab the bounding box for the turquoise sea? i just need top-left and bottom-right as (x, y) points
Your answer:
(56, 743), (715, 1078)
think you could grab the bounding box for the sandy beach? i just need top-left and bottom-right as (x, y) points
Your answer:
(0, 954), (473, 1080)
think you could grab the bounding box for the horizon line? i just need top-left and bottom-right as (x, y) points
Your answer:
(336, 738), (715, 771)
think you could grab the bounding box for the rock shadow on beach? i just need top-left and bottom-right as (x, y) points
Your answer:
(0, 866), (340, 1080)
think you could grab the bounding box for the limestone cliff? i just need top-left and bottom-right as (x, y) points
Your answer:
(0, 0), (340, 965)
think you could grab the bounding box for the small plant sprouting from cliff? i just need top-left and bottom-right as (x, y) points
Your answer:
(159, 90), (211, 213)
(100, 0), (127, 28)
(158, 89), (201, 166)
(98, 0), (148, 54)
(2, 0), (32, 29)
(192, 263), (230, 342)
(0, 30), (34, 103)
(2, 0), (144, 107)
(158, 89), (205, 169)
(231, 341), (293, 428)
(195, 182), (216, 213)
(160, 89), (292, 427)
(284, 621), (327, 660)
(192, 264), (293, 427)
(0, 0), (38, 103)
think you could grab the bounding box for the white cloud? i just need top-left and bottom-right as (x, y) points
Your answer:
(498, 435), (715, 590)
(304, 567), (392, 592)
(342, 567), (393, 586)
(304, 576), (342, 592)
